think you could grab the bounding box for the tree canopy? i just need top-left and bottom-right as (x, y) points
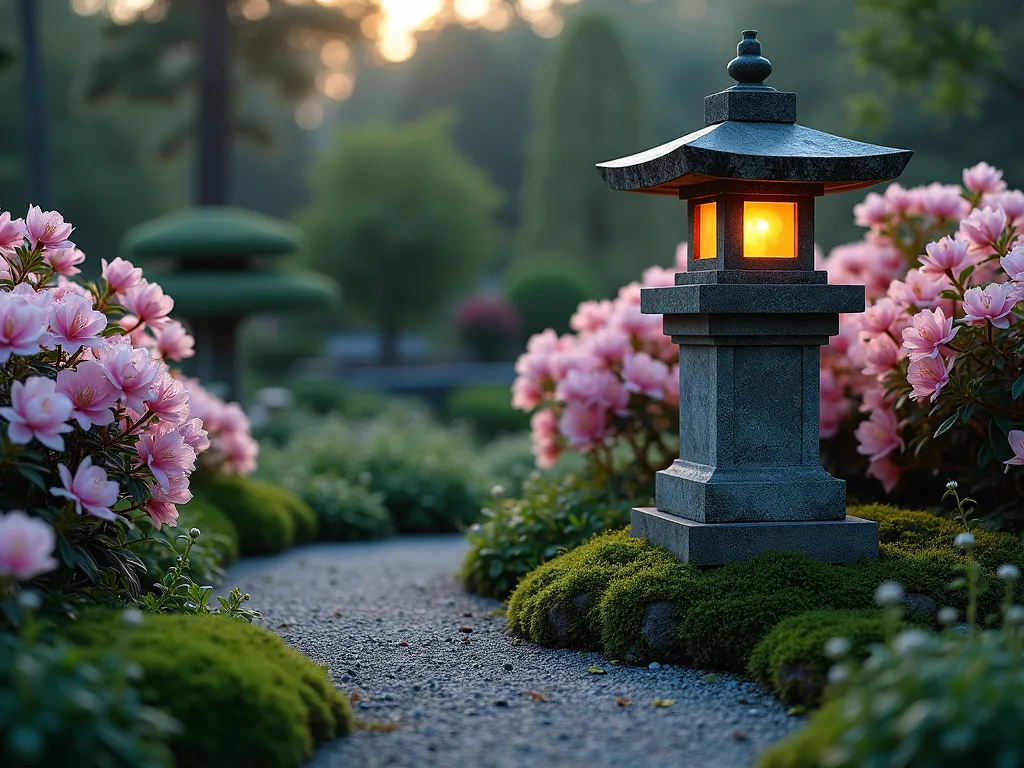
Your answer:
(296, 113), (502, 364)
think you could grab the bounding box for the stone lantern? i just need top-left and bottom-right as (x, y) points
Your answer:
(123, 207), (338, 402)
(597, 31), (912, 565)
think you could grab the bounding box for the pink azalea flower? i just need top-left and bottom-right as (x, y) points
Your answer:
(920, 183), (969, 220)
(558, 402), (608, 450)
(883, 184), (913, 217)
(117, 314), (156, 352)
(622, 353), (668, 399)
(617, 282), (642, 307)
(570, 300), (614, 333)
(43, 248), (86, 277)
(867, 457), (902, 494)
(0, 291), (48, 363)
(675, 242), (689, 271)
(101, 257), (144, 295)
(1005, 430), (1024, 467)
(154, 320), (195, 361)
(855, 408), (904, 462)
(918, 236), (971, 278)
(853, 192), (890, 228)
(888, 269), (948, 310)
(0, 511), (57, 580)
(0, 211), (26, 256)
(144, 371), (190, 427)
(901, 306), (959, 361)
(961, 283), (1016, 328)
(962, 161), (1006, 194)
(100, 342), (161, 412)
(146, 476), (191, 530)
(985, 190), (1024, 226)
(120, 280), (174, 329)
(136, 425), (196, 491)
(588, 327), (632, 364)
(50, 456), (119, 521)
(52, 278), (92, 303)
(530, 408), (560, 467)
(907, 355), (956, 403)
(861, 334), (902, 376)
(0, 377), (73, 450)
(55, 361), (119, 429)
(549, 346), (602, 381)
(861, 298), (902, 334)
(177, 418), (210, 454)
(215, 432), (259, 475)
(46, 293), (107, 353)
(512, 376), (544, 411)
(556, 370), (629, 414)
(960, 206), (1007, 252)
(663, 364), (680, 407)
(642, 266), (676, 288)
(1001, 247), (1024, 282)
(21, 205), (74, 251)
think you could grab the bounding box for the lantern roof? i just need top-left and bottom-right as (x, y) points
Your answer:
(597, 30), (912, 198)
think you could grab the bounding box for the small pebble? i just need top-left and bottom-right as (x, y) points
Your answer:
(648, 662), (662, 671)
(503, 662), (513, 671)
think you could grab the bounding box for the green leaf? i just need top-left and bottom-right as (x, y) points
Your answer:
(978, 440), (994, 469)
(994, 414), (1014, 435)
(587, 667), (607, 675)
(1012, 374), (1024, 401)
(934, 413), (959, 438)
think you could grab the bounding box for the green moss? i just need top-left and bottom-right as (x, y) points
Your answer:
(758, 700), (848, 768)
(749, 610), (888, 708)
(177, 498), (240, 564)
(506, 504), (1024, 693)
(62, 612), (352, 768)
(192, 474), (301, 555)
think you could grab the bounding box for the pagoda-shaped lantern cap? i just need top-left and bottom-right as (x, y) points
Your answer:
(598, 30), (912, 275)
(598, 32), (913, 567)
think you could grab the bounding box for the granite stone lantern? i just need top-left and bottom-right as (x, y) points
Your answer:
(597, 30), (912, 565)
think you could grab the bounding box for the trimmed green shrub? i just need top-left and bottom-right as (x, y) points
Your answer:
(504, 261), (594, 337)
(748, 610), (889, 708)
(446, 386), (530, 440)
(505, 505), (1024, 683)
(258, 404), (488, 534)
(63, 611), (352, 768)
(191, 475), (297, 556)
(759, 628), (1024, 768)
(463, 475), (634, 599)
(0, 617), (177, 768)
(472, 432), (586, 499)
(303, 476), (394, 541)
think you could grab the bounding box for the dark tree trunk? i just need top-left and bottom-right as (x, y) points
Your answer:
(197, 0), (231, 205)
(18, 0), (51, 208)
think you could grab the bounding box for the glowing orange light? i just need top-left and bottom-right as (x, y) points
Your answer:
(743, 202), (796, 258)
(694, 202), (717, 259)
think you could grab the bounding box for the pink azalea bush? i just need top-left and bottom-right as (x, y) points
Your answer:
(511, 247), (684, 487)
(0, 205), (257, 605)
(820, 163), (1024, 524)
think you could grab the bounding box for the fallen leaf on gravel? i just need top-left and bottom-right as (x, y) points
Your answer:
(703, 673), (720, 684)
(333, 607), (344, 617)
(587, 667), (607, 675)
(615, 697), (631, 708)
(461, 635), (471, 645)
(510, 638), (522, 646)
(729, 730), (748, 741)
(277, 623), (292, 629)
(609, 660), (620, 665)
(398, 641), (409, 647)
(786, 705), (807, 717)
(358, 720), (400, 732)
(651, 698), (676, 708)
(523, 691), (549, 701)
(350, 690), (370, 703)
(459, 625), (473, 633)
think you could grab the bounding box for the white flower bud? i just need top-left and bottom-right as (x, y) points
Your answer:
(827, 665), (849, 686)
(874, 581), (905, 607)
(945, 480), (958, 490)
(998, 564), (1021, 582)
(1006, 605), (1024, 624)
(894, 629), (929, 655)
(824, 636), (852, 660)
(122, 608), (143, 627)
(954, 532), (976, 551)
(938, 607), (959, 626)
(490, 485), (505, 498)
(189, 527), (201, 539)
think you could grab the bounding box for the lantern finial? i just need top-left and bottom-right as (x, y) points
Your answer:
(727, 30), (773, 89)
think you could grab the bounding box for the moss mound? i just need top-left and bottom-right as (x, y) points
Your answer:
(192, 474), (318, 555)
(506, 505), (1024, 698)
(63, 612), (351, 768)
(758, 700), (848, 768)
(748, 610), (889, 708)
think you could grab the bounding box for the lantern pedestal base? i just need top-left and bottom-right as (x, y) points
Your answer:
(630, 507), (878, 566)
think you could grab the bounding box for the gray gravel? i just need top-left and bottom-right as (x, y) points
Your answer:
(227, 536), (803, 768)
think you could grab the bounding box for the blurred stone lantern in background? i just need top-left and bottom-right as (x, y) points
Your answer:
(598, 30), (913, 565)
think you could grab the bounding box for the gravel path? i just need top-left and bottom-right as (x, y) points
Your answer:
(227, 536), (803, 768)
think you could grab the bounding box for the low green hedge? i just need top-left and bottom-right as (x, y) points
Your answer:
(446, 386), (530, 440)
(506, 505), (1024, 684)
(63, 612), (352, 768)
(191, 474), (316, 556)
